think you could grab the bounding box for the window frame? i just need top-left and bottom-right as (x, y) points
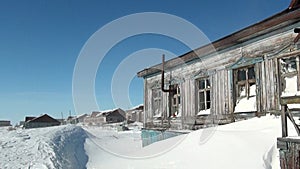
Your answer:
(279, 55), (300, 94)
(234, 65), (256, 100)
(170, 84), (181, 117)
(196, 77), (211, 112)
(152, 88), (162, 118)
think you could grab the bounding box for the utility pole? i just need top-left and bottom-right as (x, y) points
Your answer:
(61, 112), (64, 125)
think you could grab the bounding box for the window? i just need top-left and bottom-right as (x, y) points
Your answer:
(197, 78), (211, 112)
(152, 88), (162, 118)
(235, 66), (256, 99)
(280, 56), (300, 96)
(170, 84), (181, 117)
(234, 65), (257, 113)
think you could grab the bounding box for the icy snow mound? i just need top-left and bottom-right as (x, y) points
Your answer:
(0, 125), (88, 169)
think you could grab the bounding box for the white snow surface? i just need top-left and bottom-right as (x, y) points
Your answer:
(84, 115), (296, 169)
(0, 125), (88, 169)
(2, 115), (298, 169)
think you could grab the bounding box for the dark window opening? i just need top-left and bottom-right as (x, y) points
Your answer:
(235, 65), (256, 100)
(170, 84), (181, 117)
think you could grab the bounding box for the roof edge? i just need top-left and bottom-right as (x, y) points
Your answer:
(137, 7), (300, 78)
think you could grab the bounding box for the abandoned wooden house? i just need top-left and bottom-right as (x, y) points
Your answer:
(137, 3), (300, 130)
(24, 114), (61, 129)
(126, 105), (144, 123)
(84, 108), (126, 125)
(0, 120), (11, 127)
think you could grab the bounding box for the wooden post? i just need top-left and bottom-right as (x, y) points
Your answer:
(281, 104), (288, 137)
(296, 56), (300, 91)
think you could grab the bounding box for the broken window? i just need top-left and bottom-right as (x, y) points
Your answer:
(170, 84), (181, 117)
(280, 56), (300, 96)
(197, 78), (211, 115)
(152, 88), (162, 118)
(236, 66), (256, 99)
(234, 65), (257, 113)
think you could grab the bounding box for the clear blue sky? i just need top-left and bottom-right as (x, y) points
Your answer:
(0, 0), (290, 124)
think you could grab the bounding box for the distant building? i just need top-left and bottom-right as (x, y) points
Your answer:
(19, 121), (25, 126)
(24, 114), (61, 129)
(126, 105), (144, 123)
(0, 120), (11, 127)
(84, 108), (126, 125)
(84, 111), (103, 125)
(104, 108), (126, 123)
(76, 114), (88, 123)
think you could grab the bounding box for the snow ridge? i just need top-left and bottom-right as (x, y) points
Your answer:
(0, 125), (88, 169)
(49, 126), (88, 169)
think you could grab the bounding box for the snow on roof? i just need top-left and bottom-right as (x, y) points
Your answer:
(76, 114), (87, 118)
(131, 104), (143, 110)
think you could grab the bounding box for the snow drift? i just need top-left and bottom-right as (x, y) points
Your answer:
(0, 125), (88, 169)
(84, 115), (287, 169)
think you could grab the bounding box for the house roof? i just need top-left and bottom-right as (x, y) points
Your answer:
(95, 108), (125, 117)
(137, 7), (300, 78)
(25, 117), (36, 122)
(26, 114), (60, 124)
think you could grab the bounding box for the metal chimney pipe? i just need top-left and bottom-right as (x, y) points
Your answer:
(161, 54), (176, 93)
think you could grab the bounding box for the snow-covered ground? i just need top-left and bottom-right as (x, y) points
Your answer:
(0, 125), (87, 169)
(1, 115), (298, 169)
(85, 115), (289, 169)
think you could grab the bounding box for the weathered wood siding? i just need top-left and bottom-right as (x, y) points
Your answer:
(211, 70), (231, 115)
(142, 22), (300, 129)
(256, 58), (280, 113)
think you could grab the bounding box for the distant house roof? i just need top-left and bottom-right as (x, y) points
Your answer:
(126, 105), (144, 114)
(93, 108), (125, 117)
(76, 114), (87, 118)
(25, 117), (36, 122)
(91, 111), (101, 117)
(26, 114), (60, 124)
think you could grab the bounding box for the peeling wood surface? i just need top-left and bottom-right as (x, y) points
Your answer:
(138, 8), (300, 78)
(142, 18), (300, 129)
(278, 137), (300, 169)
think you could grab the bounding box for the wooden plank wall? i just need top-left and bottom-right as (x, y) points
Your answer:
(211, 70), (231, 115)
(181, 79), (194, 118)
(256, 58), (280, 113)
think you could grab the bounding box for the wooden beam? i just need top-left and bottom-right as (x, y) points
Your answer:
(281, 96), (300, 104)
(281, 105), (288, 137)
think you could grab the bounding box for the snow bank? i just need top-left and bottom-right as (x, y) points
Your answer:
(84, 115), (291, 169)
(0, 125), (88, 169)
(84, 126), (142, 157)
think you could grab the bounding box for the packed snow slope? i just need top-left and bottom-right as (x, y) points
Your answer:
(1, 115), (297, 169)
(0, 125), (88, 169)
(85, 115), (298, 169)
